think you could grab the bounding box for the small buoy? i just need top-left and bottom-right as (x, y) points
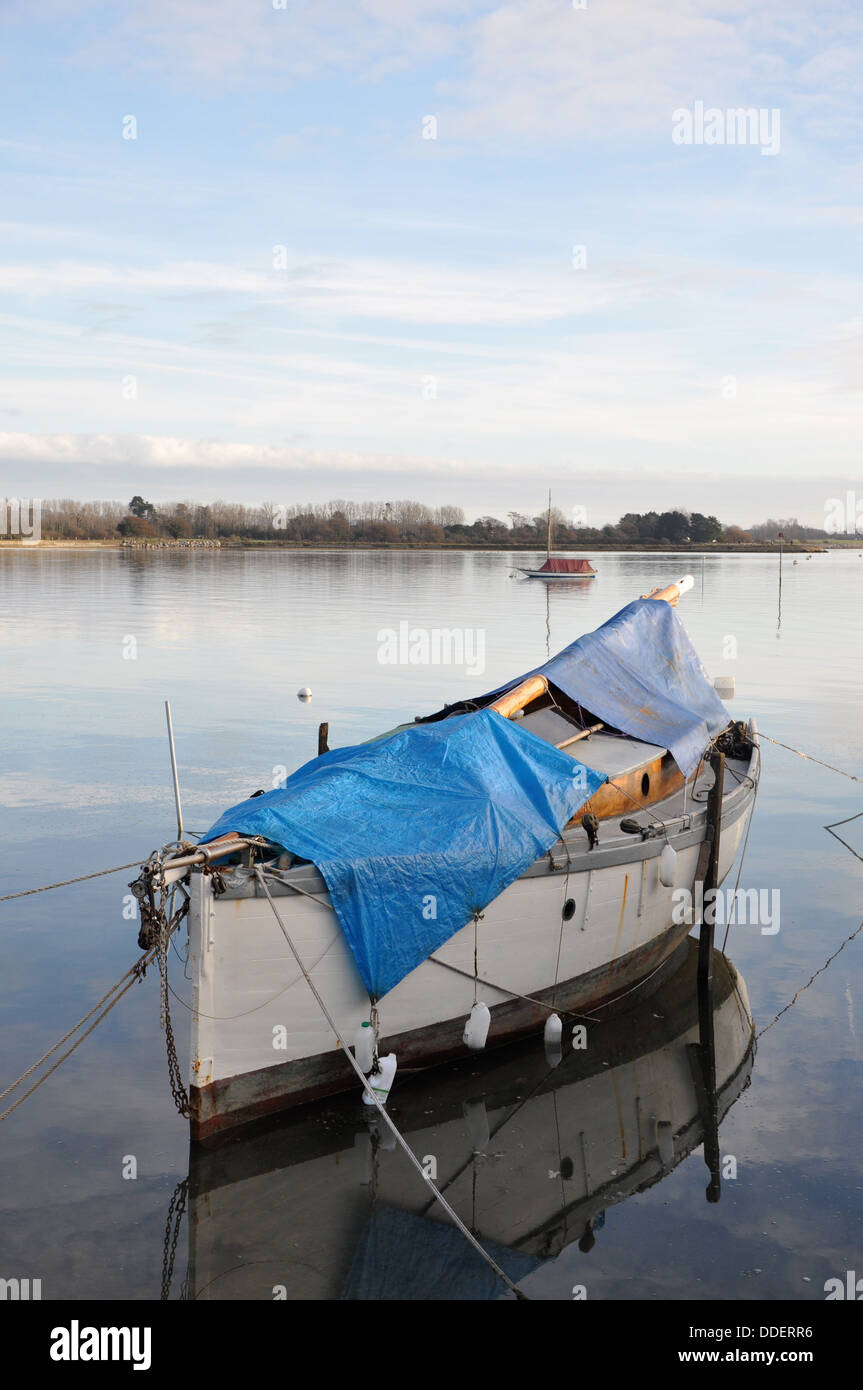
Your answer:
(297, 687), (312, 701)
(354, 1020), (374, 1074)
(543, 1012), (563, 1045)
(659, 843), (677, 888)
(713, 675), (735, 698)
(463, 1001), (491, 1051)
(544, 1013), (564, 1067)
(793, 559), (798, 566)
(362, 1052), (397, 1106)
(463, 1098), (490, 1151)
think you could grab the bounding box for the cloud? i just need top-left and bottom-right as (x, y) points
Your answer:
(0, 430), (469, 475)
(0, 253), (630, 326)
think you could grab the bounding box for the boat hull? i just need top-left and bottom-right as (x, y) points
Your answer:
(186, 734), (757, 1141)
(519, 570), (595, 580)
(185, 940), (755, 1298)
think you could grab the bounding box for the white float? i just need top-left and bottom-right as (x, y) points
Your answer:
(362, 1052), (398, 1106)
(463, 1001), (491, 1051)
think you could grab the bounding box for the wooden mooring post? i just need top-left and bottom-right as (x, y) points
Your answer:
(317, 722), (329, 756)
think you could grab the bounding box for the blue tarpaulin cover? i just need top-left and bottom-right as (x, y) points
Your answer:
(202, 709), (605, 999)
(481, 598), (728, 780)
(340, 1204), (542, 1300)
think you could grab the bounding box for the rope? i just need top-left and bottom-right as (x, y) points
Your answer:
(825, 810), (863, 864)
(0, 945), (159, 1121)
(759, 733), (862, 784)
(428, 941), (685, 1023)
(756, 920), (863, 1041)
(0, 861), (144, 903)
(253, 867), (528, 1301)
(0, 951), (155, 1104)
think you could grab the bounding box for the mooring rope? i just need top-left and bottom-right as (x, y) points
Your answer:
(0, 944), (159, 1121)
(253, 866), (527, 1301)
(825, 810), (863, 864)
(756, 920), (863, 1041)
(0, 860), (144, 903)
(759, 733), (862, 784)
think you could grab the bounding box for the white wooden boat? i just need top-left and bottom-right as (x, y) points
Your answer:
(183, 939), (754, 1298)
(133, 575), (759, 1141)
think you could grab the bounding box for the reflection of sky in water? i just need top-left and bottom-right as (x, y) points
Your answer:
(0, 548), (860, 1300)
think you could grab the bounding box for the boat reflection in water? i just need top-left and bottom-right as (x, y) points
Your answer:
(183, 939), (754, 1300)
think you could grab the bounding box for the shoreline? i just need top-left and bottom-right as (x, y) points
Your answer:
(0, 539), (843, 554)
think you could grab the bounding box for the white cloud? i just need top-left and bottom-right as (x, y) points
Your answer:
(0, 253), (630, 325)
(0, 431), (467, 476)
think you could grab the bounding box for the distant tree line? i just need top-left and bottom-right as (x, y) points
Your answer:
(33, 497), (833, 545)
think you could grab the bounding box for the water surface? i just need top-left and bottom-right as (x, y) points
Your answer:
(1, 548), (860, 1300)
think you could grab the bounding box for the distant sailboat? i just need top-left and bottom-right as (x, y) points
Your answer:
(518, 490), (596, 579)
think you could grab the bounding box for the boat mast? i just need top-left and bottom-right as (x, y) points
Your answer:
(546, 488), (552, 561)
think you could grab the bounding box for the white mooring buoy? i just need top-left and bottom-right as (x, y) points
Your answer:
(659, 843), (678, 888)
(297, 687), (312, 701)
(354, 1020), (375, 1074)
(544, 1011), (564, 1068)
(362, 1052), (398, 1106)
(463, 1001), (491, 1051)
(543, 1012), (563, 1045)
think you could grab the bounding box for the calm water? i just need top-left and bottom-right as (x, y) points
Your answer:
(1, 548), (861, 1301)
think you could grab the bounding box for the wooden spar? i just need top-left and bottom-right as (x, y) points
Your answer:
(555, 722), (603, 750)
(489, 674), (548, 720)
(641, 573), (695, 607)
(163, 832), (247, 873)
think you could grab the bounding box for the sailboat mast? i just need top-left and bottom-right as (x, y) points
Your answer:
(546, 488), (552, 561)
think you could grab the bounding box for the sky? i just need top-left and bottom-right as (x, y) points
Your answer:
(1, 0), (862, 528)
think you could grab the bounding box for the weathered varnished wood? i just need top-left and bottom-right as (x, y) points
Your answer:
(568, 753), (686, 827)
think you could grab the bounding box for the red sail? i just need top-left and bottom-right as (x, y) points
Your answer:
(538, 557), (596, 574)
